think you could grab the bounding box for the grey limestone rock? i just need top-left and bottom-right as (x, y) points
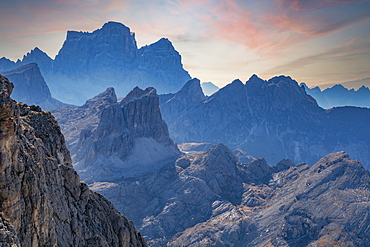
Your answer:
(0, 75), (147, 247)
(90, 139), (370, 246)
(160, 74), (370, 169)
(53, 86), (180, 182)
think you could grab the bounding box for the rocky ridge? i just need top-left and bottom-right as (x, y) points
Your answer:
(1, 63), (66, 110)
(0, 74), (147, 246)
(92, 142), (370, 246)
(0, 21), (191, 105)
(303, 83), (370, 109)
(160, 75), (370, 168)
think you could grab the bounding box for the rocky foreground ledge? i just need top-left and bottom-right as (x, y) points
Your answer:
(0, 74), (147, 246)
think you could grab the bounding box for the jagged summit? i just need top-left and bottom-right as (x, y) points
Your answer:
(83, 87), (117, 109)
(205, 143), (238, 163)
(214, 78), (244, 96)
(173, 78), (206, 102)
(305, 82), (370, 108)
(66, 21), (133, 40)
(52, 86), (180, 182)
(160, 78), (206, 119)
(121, 86), (157, 105)
(102, 21), (131, 30)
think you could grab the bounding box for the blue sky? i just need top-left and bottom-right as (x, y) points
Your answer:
(0, 0), (369, 88)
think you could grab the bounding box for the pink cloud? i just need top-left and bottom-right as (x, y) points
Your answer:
(174, 0), (370, 56)
(275, 0), (366, 10)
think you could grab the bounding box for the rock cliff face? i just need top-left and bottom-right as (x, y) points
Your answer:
(92, 141), (370, 246)
(48, 21), (190, 104)
(1, 22), (191, 105)
(53, 21), (138, 78)
(1, 63), (66, 110)
(0, 75), (147, 246)
(160, 75), (370, 168)
(121, 38), (192, 94)
(52, 86), (180, 182)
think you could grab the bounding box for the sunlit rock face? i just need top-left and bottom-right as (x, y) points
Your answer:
(160, 75), (370, 168)
(0, 74), (147, 247)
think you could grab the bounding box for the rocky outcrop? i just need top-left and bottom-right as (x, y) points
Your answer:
(52, 86), (180, 182)
(0, 75), (147, 246)
(91, 139), (370, 246)
(1, 63), (66, 110)
(160, 74), (370, 168)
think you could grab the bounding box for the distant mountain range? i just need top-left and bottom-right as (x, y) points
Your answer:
(201, 82), (219, 95)
(2, 21), (370, 247)
(1, 63), (66, 110)
(319, 77), (370, 90)
(0, 21), (191, 105)
(160, 75), (370, 168)
(48, 80), (370, 246)
(302, 83), (370, 109)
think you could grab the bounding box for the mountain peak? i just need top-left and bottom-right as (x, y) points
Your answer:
(147, 37), (175, 51)
(249, 74), (263, 81)
(121, 86), (157, 105)
(100, 21), (131, 34)
(245, 73), (267, 88)
(83, 87), (117, 109)
(268, 75), (296, 85)
(176, 78), (206, 101)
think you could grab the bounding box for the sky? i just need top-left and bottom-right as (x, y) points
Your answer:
(0, 0), (370, 88)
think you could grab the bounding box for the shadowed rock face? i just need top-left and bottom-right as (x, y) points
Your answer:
(0, 75), (147, 247)
(91, 140), (370, 246)
(52, 86), (180, 182)
(160, 75), (370, 169)
(53, 21), (138, 77)
(48, 22), (191, 104)
(1, 63), (66, 110)
(1, 22), (191, 105)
